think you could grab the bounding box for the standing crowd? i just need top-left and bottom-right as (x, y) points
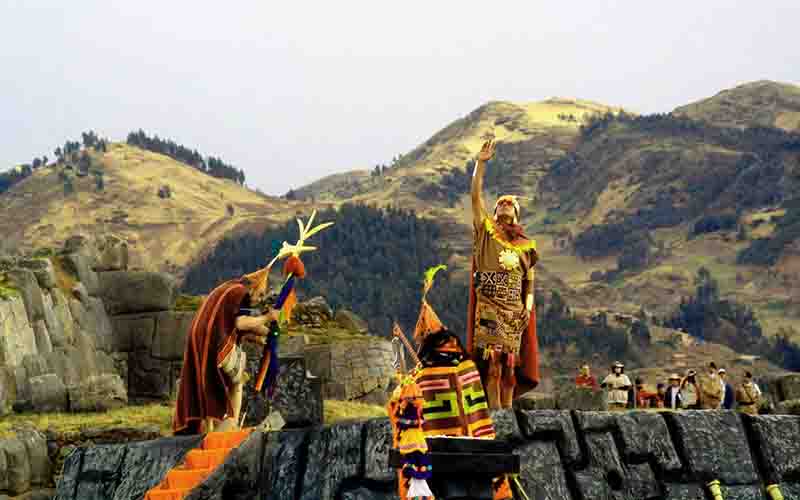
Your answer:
(575, 361), (762, 413)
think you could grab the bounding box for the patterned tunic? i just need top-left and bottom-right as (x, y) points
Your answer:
(472, 217), (537, 356)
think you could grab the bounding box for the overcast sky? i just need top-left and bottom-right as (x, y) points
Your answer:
(1, 1), (798, 194)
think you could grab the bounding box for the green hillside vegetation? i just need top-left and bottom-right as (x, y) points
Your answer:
(738, 198), (800, 266)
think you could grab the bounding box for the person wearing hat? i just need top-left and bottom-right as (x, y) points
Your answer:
(468, 139), (540, 409)
(601, 362), (632, 410)
(701, 361), (724, 409)
(664, 374), (683, 409)
(735, 371), (761, 415)
(680, 369), (701, 409)
(575, 364), (599, 390)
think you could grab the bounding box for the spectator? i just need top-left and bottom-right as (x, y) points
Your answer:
(656, 383), (667, 408)
(680, 369), (701, 409)
(664, 374), (683, 409)
(575, 364), (599, 390)
(736, 371), (761, 415)
(702, 362), (723, 409)
(601, 361), (632, 411)
(720, 368), (734, 410)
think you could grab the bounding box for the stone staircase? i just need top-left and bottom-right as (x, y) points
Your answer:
(143, 429), (252, 500)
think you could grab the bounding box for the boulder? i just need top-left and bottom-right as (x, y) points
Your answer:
(0, 295), (37, 367)
(69, 331), (100, 381)
(0, 436), (32, 495)
(69, 297), (113, 352)
(300, 422), (364, 500)
(19, 259), (56, 290)
(68, 374), (128, 412)
(97, 271), (177, 315)
(334, 309), (369, 333)
(363, 418), (393, 482)
(94, 235), (128, 272)
(151, 311), (193, 360)
(63, 235), (94, 256)
(128, 350), (171, 399)
(29, 374), (67, 412)
(39, 292), (64, 351)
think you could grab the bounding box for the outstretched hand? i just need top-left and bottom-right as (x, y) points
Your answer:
(478, 139), (496, 162)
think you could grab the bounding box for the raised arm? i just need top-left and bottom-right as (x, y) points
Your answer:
(471, 139), (495, 228)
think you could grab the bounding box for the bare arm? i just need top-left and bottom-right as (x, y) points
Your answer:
(235, 310), (280, 334)
(471, 140), (495, 228)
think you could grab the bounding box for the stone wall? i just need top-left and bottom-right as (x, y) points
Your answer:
(305, 338), (396, 405)
(54, 409), (800, 500)
(0, 238), (127, 415)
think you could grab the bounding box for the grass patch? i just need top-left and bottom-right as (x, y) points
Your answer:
(0, 272), (20, 300)
(324, 399), (387, 424)
(174, 294), (204, 312)
(0, 404), (174, 439)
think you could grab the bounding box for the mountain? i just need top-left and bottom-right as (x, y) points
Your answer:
(674, 80), (800, 132)
(287, 81), (800, 342)
(0, 143), (316, 272)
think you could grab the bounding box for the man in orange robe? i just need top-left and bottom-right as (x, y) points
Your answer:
(173, 268), (279, 435)
(468, 139), (540, 409)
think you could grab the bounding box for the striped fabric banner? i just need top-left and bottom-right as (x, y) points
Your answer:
(417, 360), (495, 439)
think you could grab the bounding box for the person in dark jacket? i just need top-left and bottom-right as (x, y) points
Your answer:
(664, 374), (683, 409)
(720, 368), (735, 410)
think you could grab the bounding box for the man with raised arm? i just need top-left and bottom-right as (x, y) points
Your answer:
(467, 138), (540, 410)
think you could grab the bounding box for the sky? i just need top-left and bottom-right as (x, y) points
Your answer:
(1, 1), (798, 195)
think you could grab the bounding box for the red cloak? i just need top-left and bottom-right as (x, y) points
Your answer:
(466, 225), (540, 396)
(173, 279), (248, 434)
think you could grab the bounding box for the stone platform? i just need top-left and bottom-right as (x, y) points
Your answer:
(53, 410), (800, 500)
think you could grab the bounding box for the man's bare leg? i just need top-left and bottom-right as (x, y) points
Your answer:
(204, 417), (215, 433)
(486, 358), (502, 410)
(230, 381), (244, 426)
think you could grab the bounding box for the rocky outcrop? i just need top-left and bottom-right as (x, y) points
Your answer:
(0, 427), (51, 497)
(53, 410), (800, 500)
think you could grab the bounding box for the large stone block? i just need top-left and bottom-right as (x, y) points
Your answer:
(48, 289), (74, 348)
(61, 253), (100, 297)
(304, 344), (331, 380)
(0, 437), (31, 496)
(30, 374), (67, 412)
(775, 399), (800, 415)
(19, 258), (57, 290)
(515, 391), (556, 410)
(779, 374), (800, 401)
(128, 350), (171, 399)
(0, 367), (15, 416)
(31, 320), (52, 355)
(94, 235), (129, 272)
(43, 349), (80, 389)
(97, 271), (177, 315)
(517, 410), (582, 465)
(364, 418), (393, 482)
(151, 311), (193, 360)
(300, 422), (364, 500)
(53, 435), (203, 500)
(616, 412), (681, 473)
(6, 269), (45, 324)
(109, 314), (156, 353)
(490, 408), (522, 442)
(68, 374), (128, 412)
(666, 410), (759, 484)
(262, 430), (309, 500)
(0, 295), (37, 367)
(555, 385), (607, 410)
(745, 415), (800, 484)
(14, 428), (51, 487)
(517, 440), (571, 500)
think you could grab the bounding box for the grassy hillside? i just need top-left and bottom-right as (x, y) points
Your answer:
(674, 80), (800, 132)
(0, 143), (315, 272)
